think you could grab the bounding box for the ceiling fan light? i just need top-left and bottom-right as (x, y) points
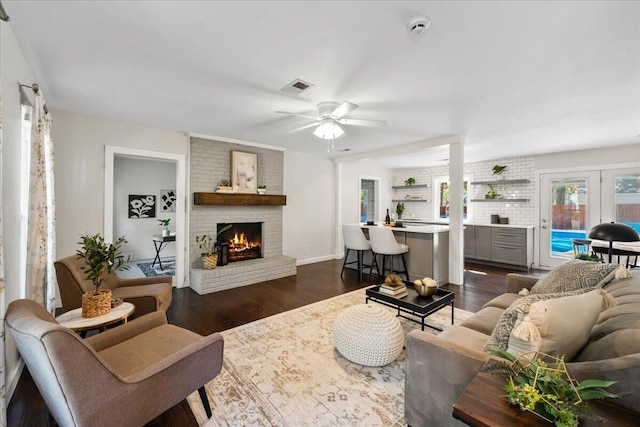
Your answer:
(313, 119), (344, 140)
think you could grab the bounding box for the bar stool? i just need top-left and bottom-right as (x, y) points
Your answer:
(341, 225), (373, 281)
(368, 227), (409, 282)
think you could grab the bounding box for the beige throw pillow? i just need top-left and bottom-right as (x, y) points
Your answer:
(529, 260), (618, 294)
(507, 289), (616, 360)
(484, 288), (592, 352)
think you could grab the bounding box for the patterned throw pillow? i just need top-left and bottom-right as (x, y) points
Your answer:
(529, 260), (618, 294)
(484, 288), (593, 352)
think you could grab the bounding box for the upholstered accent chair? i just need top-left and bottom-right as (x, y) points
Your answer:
(55, 255), (172, 317)
(6, 299), (224, 427)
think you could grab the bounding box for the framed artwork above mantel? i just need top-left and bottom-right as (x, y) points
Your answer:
(231, 151), (258, 193)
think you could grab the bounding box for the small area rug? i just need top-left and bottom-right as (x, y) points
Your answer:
(136, 257), (175, 277)
(187, 287), (473, 426)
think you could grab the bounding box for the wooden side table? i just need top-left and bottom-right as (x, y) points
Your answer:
(56, 302), (135, 336)
(453, 372), (639, 427)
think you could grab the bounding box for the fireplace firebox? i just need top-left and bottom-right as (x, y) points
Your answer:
(217, 222), (263, 262)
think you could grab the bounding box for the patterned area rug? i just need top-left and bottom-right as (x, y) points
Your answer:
(136, 257), (175, 277)
(187, 287), (473, 426)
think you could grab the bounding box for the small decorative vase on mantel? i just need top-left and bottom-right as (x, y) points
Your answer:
(75, 233), (130, 318)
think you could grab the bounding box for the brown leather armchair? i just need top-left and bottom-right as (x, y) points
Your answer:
(6, 299), (223, 427)
(55, 255), (172, 317)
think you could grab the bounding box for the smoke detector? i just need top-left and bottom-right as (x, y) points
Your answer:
(407, 16), (431, 35)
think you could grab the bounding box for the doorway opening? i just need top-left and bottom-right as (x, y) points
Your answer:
(104, 146), (187, 287)
(359, 177), (379, 222)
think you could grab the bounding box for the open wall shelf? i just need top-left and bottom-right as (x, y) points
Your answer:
(391, 184), (430, 189)
(392, 199), (429, 203)
(193, 193), (286, 206)
(470, 179), (530, 185)
(470, 198), (529, 203)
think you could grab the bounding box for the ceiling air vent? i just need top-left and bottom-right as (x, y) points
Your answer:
(280, 79), (314, 95)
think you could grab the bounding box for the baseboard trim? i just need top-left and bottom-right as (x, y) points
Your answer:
(296, 255), (338, 266)
(6, 359), (25, 404)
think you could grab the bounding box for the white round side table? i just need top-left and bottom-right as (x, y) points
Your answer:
(333, 304), (404, 367)
(56, 302), (135, 335)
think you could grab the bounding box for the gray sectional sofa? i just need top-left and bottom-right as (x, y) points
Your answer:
(405, 268), (640, 426)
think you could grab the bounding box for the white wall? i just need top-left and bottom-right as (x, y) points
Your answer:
(535, 144), (640, 171)
(1, 20), (36, 402)
(336, 160), (394, 256)
(114, 156), (176, 260)
(52, 110), (188, 258)
(283, 151), (336, 265)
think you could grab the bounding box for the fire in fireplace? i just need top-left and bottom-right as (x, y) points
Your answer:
(217, 222), (263, 262)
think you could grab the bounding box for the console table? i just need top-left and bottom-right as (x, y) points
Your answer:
(453, 372), (639, 426)
(152, 234), (175, 270)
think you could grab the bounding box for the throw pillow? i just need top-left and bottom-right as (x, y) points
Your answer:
(484, 288), (592, 352)
(529, 260), (618, 294)
(507, 289), (616, 360)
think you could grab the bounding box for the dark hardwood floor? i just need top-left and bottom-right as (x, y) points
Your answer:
(7, 259), (544, 426)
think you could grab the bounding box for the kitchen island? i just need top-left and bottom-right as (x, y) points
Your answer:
(344, 223), (449, 285)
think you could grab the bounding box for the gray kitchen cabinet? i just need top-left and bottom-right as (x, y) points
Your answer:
(464, 225), (492, 261)
(465, 225), (533, 270)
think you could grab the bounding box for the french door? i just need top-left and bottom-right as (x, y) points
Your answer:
(540, 167), (640, 268)
(540, 171), (600, 268)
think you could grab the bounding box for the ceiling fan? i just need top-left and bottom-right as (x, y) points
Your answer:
(276, 101), (386, 141)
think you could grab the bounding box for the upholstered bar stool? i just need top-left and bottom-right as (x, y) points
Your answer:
(341, 225), (373, 281)
(367, 227), (409, 282)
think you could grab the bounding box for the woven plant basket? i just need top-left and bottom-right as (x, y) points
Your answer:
(202, 254), (218, 270)
(81, 289), (112, 318)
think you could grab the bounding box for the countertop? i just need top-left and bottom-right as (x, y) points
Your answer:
(358, 223), (450, 234)
(400, 219), (535, 230)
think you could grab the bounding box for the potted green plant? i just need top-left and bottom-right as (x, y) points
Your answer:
(395, 202), (405, 219)
(196, 224), (232, 269)
(485, 184), (499, 199)
(485, 347), (621, 426)
(575, 253), (603, 262)
(404, 177), (416, 186)
(158, 218), (171, 237)
(492, 164), (508, 179)
(257, 185), (267, 195)
(75, 233), (130, 318)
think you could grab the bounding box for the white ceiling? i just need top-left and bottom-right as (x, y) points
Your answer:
(5, 1), (640, 166)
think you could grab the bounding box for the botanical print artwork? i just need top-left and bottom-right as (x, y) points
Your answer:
(160, 189), (176, 212)
(129, 195), (156, 218)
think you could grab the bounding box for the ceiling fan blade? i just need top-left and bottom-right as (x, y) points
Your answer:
(288, 122), (320, 133)
(330, 101), (358, 119)
(338, 118), (387, 127)
(276, 111), (319, 120)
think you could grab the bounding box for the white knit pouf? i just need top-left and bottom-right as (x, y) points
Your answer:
(333, 304), (404, 367)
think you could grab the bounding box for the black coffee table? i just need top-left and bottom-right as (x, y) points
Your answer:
(366, 283), (455, 331)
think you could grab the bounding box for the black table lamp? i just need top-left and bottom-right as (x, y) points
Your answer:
(588, 222), (640, 263)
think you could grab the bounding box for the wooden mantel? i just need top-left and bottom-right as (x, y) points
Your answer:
(193, 192), (287, 206)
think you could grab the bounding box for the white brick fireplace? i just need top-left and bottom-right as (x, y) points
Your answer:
(189, 137), (296, 294)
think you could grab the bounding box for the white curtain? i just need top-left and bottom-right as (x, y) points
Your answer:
(25, 90), (56, 313)
(0, 91), (8, 426)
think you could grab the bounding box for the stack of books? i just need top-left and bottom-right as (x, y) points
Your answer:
(379, 282), (408, 298)
(216, 186), (234, 194)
